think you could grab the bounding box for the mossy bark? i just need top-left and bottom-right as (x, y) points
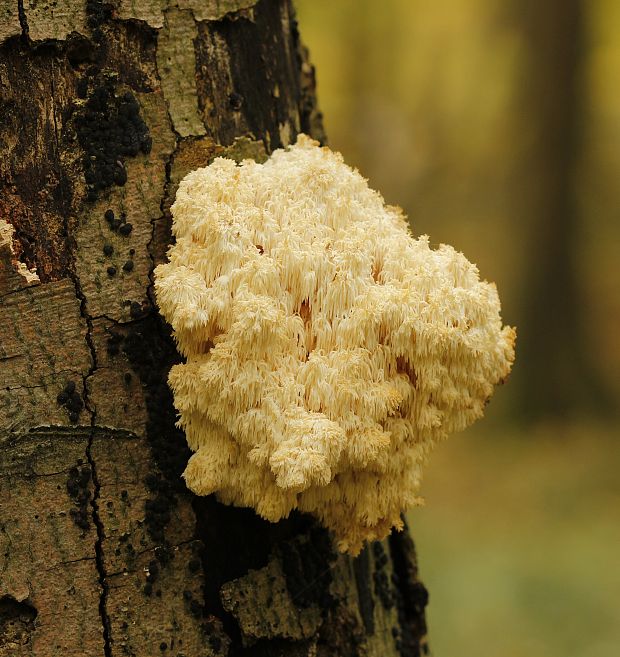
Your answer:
(0, 1), (429, 655)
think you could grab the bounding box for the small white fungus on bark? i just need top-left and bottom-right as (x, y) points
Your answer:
(0, 219), (40, 285)
(154, 135), (515, 554)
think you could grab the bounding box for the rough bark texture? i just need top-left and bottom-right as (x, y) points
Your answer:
(0, 2), (430, 656)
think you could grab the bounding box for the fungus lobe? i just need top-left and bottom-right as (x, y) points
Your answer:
(154, 135), (515, 554)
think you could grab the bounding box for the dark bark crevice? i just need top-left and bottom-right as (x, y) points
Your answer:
(85, 432), (113, 657)
(78, 266), (111, 655)
(17, 0), (29, 39)
(388, 522), (430, 657)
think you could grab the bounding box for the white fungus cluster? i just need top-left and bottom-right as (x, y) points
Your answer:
(154, 135), (515, 554)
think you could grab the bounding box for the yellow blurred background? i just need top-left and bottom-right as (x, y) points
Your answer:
(295, 1), (619, 655)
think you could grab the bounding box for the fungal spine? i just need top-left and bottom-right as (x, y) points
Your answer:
(154, 135), (515, 554)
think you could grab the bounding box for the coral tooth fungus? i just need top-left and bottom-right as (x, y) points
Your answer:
(155, 135), (515, 554)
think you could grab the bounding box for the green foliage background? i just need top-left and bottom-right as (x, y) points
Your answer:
(296, 1), (620, 655)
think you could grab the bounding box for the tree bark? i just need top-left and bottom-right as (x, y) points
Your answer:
(0, 2), (429, 656)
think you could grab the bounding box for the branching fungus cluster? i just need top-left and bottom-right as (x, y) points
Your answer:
(155, 135), (515, 554)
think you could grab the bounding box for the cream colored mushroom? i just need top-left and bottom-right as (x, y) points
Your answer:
(154, 135), (515, 555)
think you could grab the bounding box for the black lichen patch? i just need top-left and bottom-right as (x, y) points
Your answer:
(66, 464), (92, 531)
(122, 259), (134, 273)
(144, 474), (177, 545)
(56, 380), (83, 424)
(74, 82), (151, 203)
(279, 526), (336, 610)
(104, 208), (130, 234)
(118, 222), (133, 236)
(372, 541), (394, 610)
(181, 586), (204, 620)
(105, 330), (123, 357)
(119, 316), (192, 578)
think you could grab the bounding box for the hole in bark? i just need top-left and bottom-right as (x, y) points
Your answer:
(0, 596), (37, 649)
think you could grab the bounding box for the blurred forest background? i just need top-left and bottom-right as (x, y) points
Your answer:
(295, 1), (619, 656)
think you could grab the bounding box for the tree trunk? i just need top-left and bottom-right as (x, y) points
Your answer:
(0, 2), (430, 656)
(511, 0), (611, 420)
